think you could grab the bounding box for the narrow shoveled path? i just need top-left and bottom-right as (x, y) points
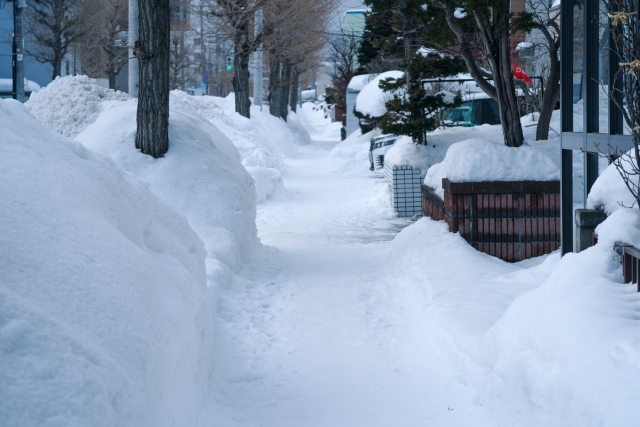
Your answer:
(207, 141), (495, 427)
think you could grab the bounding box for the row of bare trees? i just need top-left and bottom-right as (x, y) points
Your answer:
(205, 0), (336, 119)
(24, 0), (129, 86)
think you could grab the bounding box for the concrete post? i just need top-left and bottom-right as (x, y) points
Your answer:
(575, 209), (608, 253)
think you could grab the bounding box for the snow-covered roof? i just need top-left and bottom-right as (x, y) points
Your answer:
(347, 74), (375, 92)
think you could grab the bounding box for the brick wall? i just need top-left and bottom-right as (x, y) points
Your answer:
(422, 179), (560, 262)
(384, 164), (423, 218)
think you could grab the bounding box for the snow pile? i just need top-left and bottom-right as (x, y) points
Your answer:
(355, 70), (404, 117)
(76, 93), (257, 280)
(473, 206), (640, 426)
(25, 75), (130, 137)
(588, 150), (637, 212)
(0, 99), (214, 426)
(424, 138), (560, 197)
(330, 128), (380, 173)
(386, 193), (640, 425)
(169, 91), (300, 202)
(384, 136), (431, 174)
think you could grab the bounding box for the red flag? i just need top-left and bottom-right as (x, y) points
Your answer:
(514, 62), (532, 83)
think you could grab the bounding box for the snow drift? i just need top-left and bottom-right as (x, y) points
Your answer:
(0, 99), (214, 426)
(169, 91), (300, 202)
(76, 92), (258, 278)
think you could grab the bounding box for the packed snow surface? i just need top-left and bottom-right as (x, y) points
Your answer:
(355, 70), (403, 117)
(0, 99), (214, 426)
(25, 75), (130, 137)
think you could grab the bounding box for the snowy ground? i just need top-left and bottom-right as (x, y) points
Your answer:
(7, 82), (640, 426)
(206, 108), (523, 426)
(207, 104), (640, 427)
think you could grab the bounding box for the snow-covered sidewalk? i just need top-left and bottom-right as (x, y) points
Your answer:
(207, 131), (518, 426)
(207, 109), (640, 427)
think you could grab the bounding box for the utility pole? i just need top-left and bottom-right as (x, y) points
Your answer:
(252, 8), (262, 110)
(128, 0), (139, 97)
(11, 0), (26, 102)
(200, 1), (207, 95)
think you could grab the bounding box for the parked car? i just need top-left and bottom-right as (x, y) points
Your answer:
(443, 96), (501, 127)
(369, 134), (399, 171)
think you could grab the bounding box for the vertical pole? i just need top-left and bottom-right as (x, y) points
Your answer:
(584, 0), (599, 201)
(253, 8), (263, 110)
(128, 0), (139, 97)
(12, 0), (25, 102)
(201, 2), (207, 95)
(560, 0), (574, 255)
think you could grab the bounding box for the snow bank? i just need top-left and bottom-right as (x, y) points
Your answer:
(384, 136), (431, 174)
(0, 99), (214, 426)
(330, 128), (380, 173)
(169, 91), (300, 202)
(474, 207), (640, 426)
(25, 75), (130, 137)
(355, 70), (403, 117)
(386, 197), (640, 425)
(425, 139), (560, 197)
(76, 93), (258, 279)
(588, 150), (638, 212)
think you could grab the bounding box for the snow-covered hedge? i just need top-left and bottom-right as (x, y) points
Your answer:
(0, 99), (214, 426)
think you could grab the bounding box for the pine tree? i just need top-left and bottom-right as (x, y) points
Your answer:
(378, 51), (464, 142)
(359, 0), (465, 143)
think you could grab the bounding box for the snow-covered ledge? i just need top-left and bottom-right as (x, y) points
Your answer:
(421, 139), (561, 262)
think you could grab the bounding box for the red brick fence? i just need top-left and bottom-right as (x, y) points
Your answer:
(422, 179), (561, 262)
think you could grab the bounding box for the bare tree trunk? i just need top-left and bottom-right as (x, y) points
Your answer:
(269, 58), (281, 118)
(108, 70), (117, 89)
(478, 9), (524, 148)
(135, 0), (170, 158)
(290, 68), (299, 113)
(279, 60), (291, 120)
(52, 55), (62, 80)
(233, 23), (252, 119)
(535, 26), (561, 141)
